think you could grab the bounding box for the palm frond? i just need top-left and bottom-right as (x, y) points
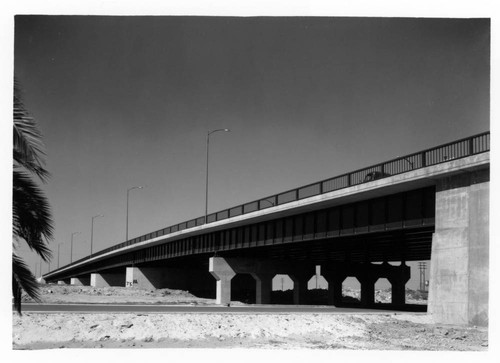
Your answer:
(13, 170), (53, 262)
(13, 151), (50, 182)
(12, 78), (52, 313)
(13, 79), (49, 182)
(12, 253), (41, 314)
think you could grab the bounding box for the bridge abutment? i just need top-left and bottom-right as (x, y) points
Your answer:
(428, 169), (489, 326)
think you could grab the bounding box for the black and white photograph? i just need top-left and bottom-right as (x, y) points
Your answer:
(4, 0), (497, 359)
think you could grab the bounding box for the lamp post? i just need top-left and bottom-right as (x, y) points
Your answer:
(205, 128), (230, 224)
(91, 214), (104, 256)
(70, 232), (81, 263)
(127, 186), (144, 241)
(57, 242), (63, 268)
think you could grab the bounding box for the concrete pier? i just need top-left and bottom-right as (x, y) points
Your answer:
(322, 261), (410, 307)
(70, 276), (90, 286)
(209, 257), (314, 305)
(251, 273), (274, 304)
(428, 169), (489, 326)
(90, 271), (126, 288)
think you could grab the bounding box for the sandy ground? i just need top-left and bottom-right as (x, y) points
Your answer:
(12, 285), (488, 350)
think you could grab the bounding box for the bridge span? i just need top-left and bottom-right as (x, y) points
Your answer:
(44, 132), (490, 326)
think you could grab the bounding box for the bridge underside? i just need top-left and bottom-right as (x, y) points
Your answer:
(47, 187), (434, 311)
(43, 142), (490, 326)
(58, 186), (434, 278)
(135, 226), (433, 273)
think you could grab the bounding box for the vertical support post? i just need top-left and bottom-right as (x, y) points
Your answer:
(323, 272), (344, 306)
(215, 276), (234, 305)
(359, 263), (376, 306)
(290, 273), (310, 305)
(391, 280), (406, 306)
(209, 257), (236, 305)
(252, 273), (274, 304)
(360, 279), (375, 306)
(390, 262), (411, 306)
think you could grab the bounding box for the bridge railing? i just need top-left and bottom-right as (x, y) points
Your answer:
(56, 131), (490, 275)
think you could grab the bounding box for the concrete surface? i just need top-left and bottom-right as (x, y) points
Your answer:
(428, 169), (489, 326)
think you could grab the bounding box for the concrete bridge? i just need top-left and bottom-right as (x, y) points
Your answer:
(44, 132), (490, 326)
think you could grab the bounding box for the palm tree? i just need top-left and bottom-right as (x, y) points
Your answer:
(13, 79), (53, 313)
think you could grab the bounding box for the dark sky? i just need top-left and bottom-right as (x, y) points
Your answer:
(13, 16), (490, 285)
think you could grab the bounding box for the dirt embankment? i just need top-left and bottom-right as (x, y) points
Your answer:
(13, 285), (487, 350)
(22, 284), (428, 305)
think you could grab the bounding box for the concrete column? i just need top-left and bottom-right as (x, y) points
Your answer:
(70, 276), (90, 286)
(360, 278), (376, 306)
(388, 262), (411, 306)
(251, 273), (274, 304)
(324, 275), (344, 306)
(125, 266), (179, 290)
(90, 272), (125, 288)
(428, 169), (489, 326)
(209, 257), (236, 305)
(90, 273), (106, 287)
(358, 264), (377, 306)
(290, 273), (310, 305)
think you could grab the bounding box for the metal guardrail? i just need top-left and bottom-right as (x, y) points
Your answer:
(53, 131), (490, 275)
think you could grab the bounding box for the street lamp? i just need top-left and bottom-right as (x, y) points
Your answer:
(91, 214), (104, 256)
(70, 232), (81, 263)
(127, 186), (144, 240)
(57, 242), (63, 268)
(205, 128), (230, 224)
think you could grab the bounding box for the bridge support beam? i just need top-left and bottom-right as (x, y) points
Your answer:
(428, 169), (489, 326)
(90, 271), (125, 288)
(322, 261), (410, 307)
(70, 276), (90, 286)
(209, 257), (314, 305)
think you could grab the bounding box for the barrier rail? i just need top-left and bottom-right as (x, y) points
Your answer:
(52, 131), (490, 275)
